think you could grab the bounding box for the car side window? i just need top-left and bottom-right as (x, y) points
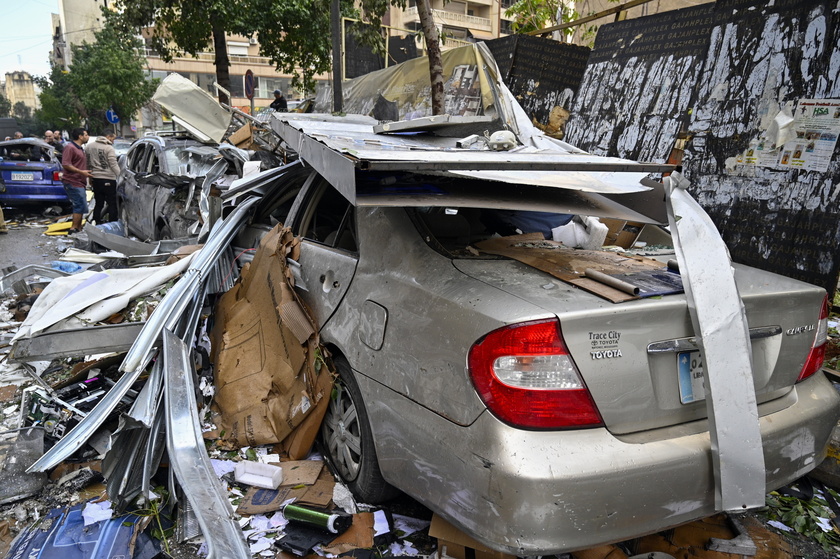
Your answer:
(148, 150), (160, 174)
(126, 145), (146, 173)
(298, 180), (357, 252)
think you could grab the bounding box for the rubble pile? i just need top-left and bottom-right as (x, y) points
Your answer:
(0, 207), (441, 558)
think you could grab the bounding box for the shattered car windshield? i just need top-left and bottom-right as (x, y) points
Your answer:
(163, 145), (221, 177)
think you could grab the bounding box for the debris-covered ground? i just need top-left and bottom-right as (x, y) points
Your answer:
(0, 210), (839, 559)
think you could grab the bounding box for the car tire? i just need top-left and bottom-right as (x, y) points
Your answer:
(119, 203), (130, 235)
(158, 224), (172, 240)
(321, 355), (399, 503)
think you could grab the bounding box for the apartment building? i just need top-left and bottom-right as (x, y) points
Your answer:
(2, 72), (39, 114)
(50, 0), (517, 126)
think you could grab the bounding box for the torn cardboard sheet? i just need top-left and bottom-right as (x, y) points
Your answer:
(278, 368), (334, 460)
(272, 460), (323, 486)
(320, 512), (375, 555)
(475, 234), (682, 303)
(429, 515), (515, 559)
(236, 475), (335, 516)
(212, 225), (331, 447)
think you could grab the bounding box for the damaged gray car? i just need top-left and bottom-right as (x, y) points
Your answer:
(220, 111), (840, 555)
(117, 135), (228, 240)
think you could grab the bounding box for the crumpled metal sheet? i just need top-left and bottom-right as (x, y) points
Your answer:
(162, 329), (250, 558)
(152, 73), (231, 143)
(27, 197), (260, 473)
(665, 171), (765, 511)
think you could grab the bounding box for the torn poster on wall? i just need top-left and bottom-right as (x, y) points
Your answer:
(738, 99), (840, 173)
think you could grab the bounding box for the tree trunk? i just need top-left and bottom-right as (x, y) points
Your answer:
(212, 21), (231, 105)
(416, 0), (444, 115)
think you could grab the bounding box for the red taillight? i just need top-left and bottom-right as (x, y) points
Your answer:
(53, 171), (61, 181)
(797, 294), (830, 383)
(468, 319), (603, 429)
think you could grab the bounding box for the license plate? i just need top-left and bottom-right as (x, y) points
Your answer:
(11, 172), (34, 181)
(677, 351), (705, 404)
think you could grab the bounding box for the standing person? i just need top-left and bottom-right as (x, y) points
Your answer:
(61, 128), (92, 234)
(270, 89), (288, 111)
(44, 130), (64, 157)
(86, 132), (121, 224)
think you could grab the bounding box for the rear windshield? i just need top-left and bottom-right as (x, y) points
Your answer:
(411, 207), (573, 257)
(410, 206), (674, 258)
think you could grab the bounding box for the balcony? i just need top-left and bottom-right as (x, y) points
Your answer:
(142, 48), (275, 67)
(404, 6), (492, 32)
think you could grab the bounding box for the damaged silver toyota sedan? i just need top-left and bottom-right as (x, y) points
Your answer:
(225, 112), (840, 555)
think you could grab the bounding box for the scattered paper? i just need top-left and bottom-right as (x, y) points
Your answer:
(250, 537), (274, 554)
(374, 510), (391, 536)
(211, 459), (237, 478)
(333, 482), (357, 514)
(389, 540), (420, 556)
(816, 516), (834, 532)
(767, 520), (792, 532)
(393, 514), (431, 536)
(259, 453), (281, 464)
(82, 500), (113, 526)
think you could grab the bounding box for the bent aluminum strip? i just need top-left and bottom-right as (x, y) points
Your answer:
(162, 329), (250, 559)
(128, 358), (163, 428)
(665, 172), (765, 511)
(122, 196), (260, 375)
(9, 322), (145, 363)
(28, 197), (259, 473)
(142, 399), (166, 501)
(0, 265), (69, 294)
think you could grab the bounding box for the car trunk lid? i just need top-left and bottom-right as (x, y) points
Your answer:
(454, 258), (824, 435)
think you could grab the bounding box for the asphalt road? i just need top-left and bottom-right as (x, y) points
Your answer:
(1, 207), (74, 270)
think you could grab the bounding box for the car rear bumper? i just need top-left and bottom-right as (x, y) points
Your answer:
(0, 183), (68, 205)
(360, 371), (840, 555)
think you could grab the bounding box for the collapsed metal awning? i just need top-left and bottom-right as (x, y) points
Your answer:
(269, 114), (673, 224)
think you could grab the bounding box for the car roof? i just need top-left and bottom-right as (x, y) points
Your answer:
(136, 136), (216, 150)
(0, 138), (54, 153)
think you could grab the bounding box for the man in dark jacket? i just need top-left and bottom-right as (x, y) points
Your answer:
(270, 90), (288, 111)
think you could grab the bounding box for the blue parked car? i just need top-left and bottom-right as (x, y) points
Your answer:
(0, 138), (68, 207)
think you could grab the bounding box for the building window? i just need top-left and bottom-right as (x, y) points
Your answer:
(500, 19), (513, 34)
(443, 26), (468, 40)
(258, 77), (290, 100)
(228, 42), (249, 56)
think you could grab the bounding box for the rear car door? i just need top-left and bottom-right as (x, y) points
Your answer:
(291, 176), (359, 329)
(119, 142), (152, 238)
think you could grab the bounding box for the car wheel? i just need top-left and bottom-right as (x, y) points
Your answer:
(119, 203), (130, 234)
(158, 224), (172, 240)
(321, 355), (399, 503)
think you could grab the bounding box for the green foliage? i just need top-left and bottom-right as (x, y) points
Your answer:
(35, 66), (85, 130)
(35, 16), (156, 133)
(67, 19), (158, 132)
(505, 0), (567, 34)
(503, 0), (615, 45)
(13, 102), (31, 120)
(763, 490), (840, 551)
(242, 0), (343, 93)
(110, 0), (365, 94)
(132, 486), (174, 553)
(0, 94), (12, 118)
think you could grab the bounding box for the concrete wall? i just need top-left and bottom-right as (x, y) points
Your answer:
(565, 0), (840, 293)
